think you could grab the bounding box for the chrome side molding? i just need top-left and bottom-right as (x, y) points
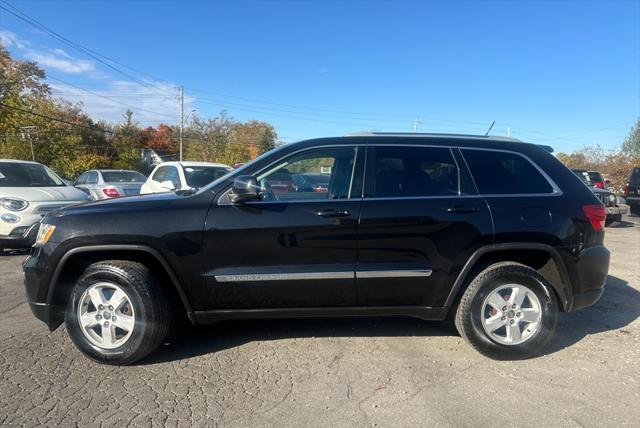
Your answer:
(356, 269), (432, 278)
(214, 269), (432, 283)
(215, 271), (353, 282)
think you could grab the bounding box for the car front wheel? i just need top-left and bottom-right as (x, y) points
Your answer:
(455, 262), (559, 360)
(65, 260), (171, 365)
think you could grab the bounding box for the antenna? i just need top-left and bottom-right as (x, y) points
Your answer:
(412, 117), (422, 133)
(484, 121), (495, 137)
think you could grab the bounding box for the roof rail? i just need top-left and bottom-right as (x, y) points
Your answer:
(346, 131), (523, 143)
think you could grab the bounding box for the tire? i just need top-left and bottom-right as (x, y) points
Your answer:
(605, 214), (621, 227)
(65, 260), (171, 365)
(454, 262), (558, 360)
(630, 205), (640, 216)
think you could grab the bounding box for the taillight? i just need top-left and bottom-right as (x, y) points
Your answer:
(583, 204), (606, 231)
(624, 185), (629, 197)
(594, 181), (605, 189)
(313, 186), (328, 193)
(102, 188), (120, 198)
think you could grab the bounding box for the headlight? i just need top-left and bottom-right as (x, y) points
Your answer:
(608, 194), (617, 204)
(1, 213), (20, 223)
(0, 197), (29, 211)
(35, 224), (56, 245)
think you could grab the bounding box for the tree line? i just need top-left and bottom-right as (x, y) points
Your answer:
(555, 121), (639, 193)
(2, 42), (639, 190)
(0, 44), (277, 179)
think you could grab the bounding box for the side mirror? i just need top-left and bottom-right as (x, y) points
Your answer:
(160, 180), (176, 191)
(229, 175), (260, 204)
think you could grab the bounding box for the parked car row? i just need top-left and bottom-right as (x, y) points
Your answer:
(2, 155), (640, 252)
(570, 169), (629, 226)
(0, 159), (232, 250)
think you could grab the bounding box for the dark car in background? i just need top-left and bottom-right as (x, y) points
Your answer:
(263, 168), (296, 193)
(292, 173), (330, 192)
(625, 167), (640, 215)
(74, 170), (147, 200)
(23, 133), (611, 365)
(587, 171), (607, 189)
(571, 169), (627, 225)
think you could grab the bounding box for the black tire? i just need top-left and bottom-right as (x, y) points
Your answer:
(454, 262), (558, 360)
(605, 214), (621, 227)
(65, 260), (171, 365)
(630, 205), (640, 216)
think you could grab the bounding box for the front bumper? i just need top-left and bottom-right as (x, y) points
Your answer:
(606, 205), (629, 218)
(0, 223), (39, 248)
(23, 245), (62, 330)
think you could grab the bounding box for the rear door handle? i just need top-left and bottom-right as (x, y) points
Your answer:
(447, 206), (480, 214)
(317, 209), (351, 218)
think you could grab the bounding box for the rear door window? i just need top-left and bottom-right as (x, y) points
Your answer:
(86, 171), (99, 184)
(461, 149), (554, 195)
(365, 146), (465, 197)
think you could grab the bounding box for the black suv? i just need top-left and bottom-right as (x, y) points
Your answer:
(625, 167), (640, 215)
(23, 134), (610, 364)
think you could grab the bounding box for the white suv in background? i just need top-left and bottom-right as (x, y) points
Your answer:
(140, 161), (232, 194)
(0, 159), (91, 250)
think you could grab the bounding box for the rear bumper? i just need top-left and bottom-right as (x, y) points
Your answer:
(572, 289), (605, 311)
(567, 245), (610, 311)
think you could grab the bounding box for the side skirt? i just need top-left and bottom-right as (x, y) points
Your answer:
(192, 306), (448, 324)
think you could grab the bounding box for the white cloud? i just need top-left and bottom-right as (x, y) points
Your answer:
(1, 30), (94, 74)
(25, 49), (95, 74)
(0, 30), (27, 49)
(2, 30), (190, 125)
(50, 80), (191, 126)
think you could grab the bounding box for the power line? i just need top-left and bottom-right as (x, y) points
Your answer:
(0, 0), (174, 96)
(0, 102), (113, 134)
(47, 75), (178, 119)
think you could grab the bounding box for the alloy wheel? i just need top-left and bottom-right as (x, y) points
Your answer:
(77, 282), (136, 349)
(480, 283), (542, 345)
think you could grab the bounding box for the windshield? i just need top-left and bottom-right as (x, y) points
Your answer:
(182, 166), (232, 188)
(571, 169), (592, 185)
(0, 162), (66, 187)
(198, 144), (291, 192)
(102, 171), (147, 183)
(303, 174), (330, 185)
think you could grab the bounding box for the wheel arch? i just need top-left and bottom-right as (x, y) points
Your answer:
(47, 245), (195, 326)
(445, 243), (574, 313)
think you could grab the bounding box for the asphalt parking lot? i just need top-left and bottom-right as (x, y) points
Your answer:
(1, 217), (639, 427)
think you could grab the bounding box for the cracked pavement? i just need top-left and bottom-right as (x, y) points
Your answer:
(1, 216), (639, 427)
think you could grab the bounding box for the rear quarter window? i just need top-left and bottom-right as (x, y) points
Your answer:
(462, 149), (554, 195)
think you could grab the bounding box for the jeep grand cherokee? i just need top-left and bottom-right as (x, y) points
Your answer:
(23, 133), (610, 364)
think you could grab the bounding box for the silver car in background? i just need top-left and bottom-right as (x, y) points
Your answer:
(73, 169), (147, 200)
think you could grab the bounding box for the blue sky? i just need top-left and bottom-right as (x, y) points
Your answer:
(1, 0), (638, 153)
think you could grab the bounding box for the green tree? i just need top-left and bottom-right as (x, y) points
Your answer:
(622, 119), (640, 159)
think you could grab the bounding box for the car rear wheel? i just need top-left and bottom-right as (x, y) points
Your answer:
(455, 262), (558, 360)
(65, 260), (171, 365)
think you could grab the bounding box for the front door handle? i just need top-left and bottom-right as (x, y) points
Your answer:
(317, 209), (351, 218)
(447, 205), (480, 214)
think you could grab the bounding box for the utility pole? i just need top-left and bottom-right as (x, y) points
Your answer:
(19, 126), (37, 161)
(179, 86), (184, 161)
(412, 117), (422, 133)
(507, 127), (512, 137)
